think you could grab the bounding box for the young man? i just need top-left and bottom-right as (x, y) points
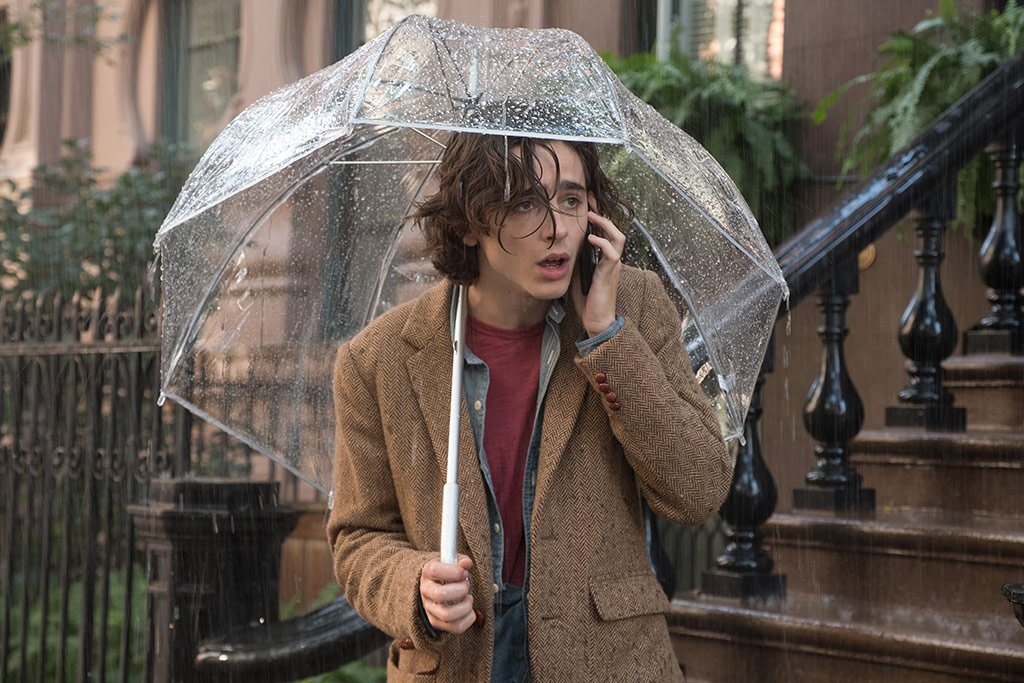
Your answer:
(327, 132), (731, 682)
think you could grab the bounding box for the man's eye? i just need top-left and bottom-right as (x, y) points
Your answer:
(516, 200), (535, 212)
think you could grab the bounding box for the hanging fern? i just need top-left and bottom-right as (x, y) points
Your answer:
(606, 47), (810, 247)
(814, 0), (1024, 232)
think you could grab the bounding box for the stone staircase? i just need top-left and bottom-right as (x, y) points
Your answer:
(668, 354), (1024, 682)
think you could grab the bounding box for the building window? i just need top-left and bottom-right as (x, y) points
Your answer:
(163, 0), (241, 152)
(363, 0), (436, 40)
(334, 0), (437, 58)
(647, 0), (785, 80)
(0, 8), (11, 148)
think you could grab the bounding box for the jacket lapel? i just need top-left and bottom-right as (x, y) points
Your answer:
(403, 283), (491, 576)
(532, 304), (588, 521)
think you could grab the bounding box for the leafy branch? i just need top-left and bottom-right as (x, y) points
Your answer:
(814, 0), (1024, 230)
(0, 139), (191, 297)
(0, 0), (127, 63)
(606, 44), (809, 246)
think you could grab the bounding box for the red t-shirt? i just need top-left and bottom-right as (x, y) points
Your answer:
(466, 315), (545, 587)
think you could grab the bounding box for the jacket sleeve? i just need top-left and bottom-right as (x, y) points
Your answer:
(326, 341), (441, 648)
(573, 269), (733, 525)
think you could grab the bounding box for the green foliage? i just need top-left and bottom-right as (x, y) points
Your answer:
(605, 46), (810, 246)
(279, 578), (343, 620)
(814, 0), (1024, 230)
(295, 661), (388, 683)
(0, 139), (191, 297)
(0, 0), (127, 63)
(5, 565), (147, 682)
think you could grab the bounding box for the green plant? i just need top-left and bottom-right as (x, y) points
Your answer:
(295, 660), (388, 683)
(814, 0), (1024, 230)
(605, 43), (810, 246)
(0, 138), (191, 297)
(5, 565), (148, 682)
(0, 0), (126, 62)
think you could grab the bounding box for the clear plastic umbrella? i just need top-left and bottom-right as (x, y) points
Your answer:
(155, 14), (788, 497)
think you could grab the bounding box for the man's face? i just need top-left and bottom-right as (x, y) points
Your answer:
(464, 141), (589, 310)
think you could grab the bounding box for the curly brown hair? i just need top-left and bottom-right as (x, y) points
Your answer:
(410, 132), (629, 285)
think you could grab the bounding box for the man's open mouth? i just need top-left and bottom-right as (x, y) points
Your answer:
(540, 256), (569, 269)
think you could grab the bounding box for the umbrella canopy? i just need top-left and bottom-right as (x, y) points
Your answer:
(155, 15), (787, 494)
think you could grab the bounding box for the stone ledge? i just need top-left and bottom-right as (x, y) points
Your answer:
(669, 591), (1024, 682)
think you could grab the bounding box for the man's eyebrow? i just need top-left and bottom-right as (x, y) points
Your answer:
(559, 180), (587, 193)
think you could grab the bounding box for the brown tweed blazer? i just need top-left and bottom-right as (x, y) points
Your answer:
(327, 266), (732, 682)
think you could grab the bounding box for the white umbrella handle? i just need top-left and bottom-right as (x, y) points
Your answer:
(440, 284), (467, 565)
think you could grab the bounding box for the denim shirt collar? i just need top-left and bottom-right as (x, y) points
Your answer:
(448, 285), (566, 343)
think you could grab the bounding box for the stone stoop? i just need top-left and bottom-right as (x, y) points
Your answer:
(669, 592), (1024, 683)
(764, 509), (1024, 619)
(944, 355), (1024, 431)
(669, 353), (1024, 682)
(851, 430), (1024, 516)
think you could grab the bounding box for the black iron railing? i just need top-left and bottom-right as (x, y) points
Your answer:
(0, 288), (315, 683)
(704, 50), (1024, 600)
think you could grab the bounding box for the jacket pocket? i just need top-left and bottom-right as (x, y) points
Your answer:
(387, 640), (440, 680)
(589, 571), (670, 621)
(587, 573), (678, 682)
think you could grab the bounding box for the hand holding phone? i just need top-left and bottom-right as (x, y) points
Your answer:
(577, 222), (598, 295)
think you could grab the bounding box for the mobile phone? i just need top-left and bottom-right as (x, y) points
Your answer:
(577, 222), (597, 295)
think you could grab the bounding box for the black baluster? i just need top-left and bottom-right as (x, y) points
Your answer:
(1004, 583), (1024, 629)
(885, 187), (967, 430)
(703, 335), (787, 602)
(964, 127), (1024, 354)
(794, 258), (875, 512)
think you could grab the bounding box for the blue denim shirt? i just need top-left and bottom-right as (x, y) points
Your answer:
(449, 295), (624, 682)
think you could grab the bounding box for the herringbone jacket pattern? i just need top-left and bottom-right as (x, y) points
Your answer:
(327, 266), (732, 682)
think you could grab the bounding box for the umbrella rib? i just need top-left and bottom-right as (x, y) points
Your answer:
(158, 124), (394, 241)
(430, 34), (470, 120)
(349, 16), (408, 125)
(630, 215), (744, 438)
(162, 128), (407, 399)
(362, 145), (443, 328)
(595, 59), (628, 141)
(348, 119), (624, 145)
(410, 127), (448, 149)
(328, 159), (440, 165)
(630, 147), (787, 288)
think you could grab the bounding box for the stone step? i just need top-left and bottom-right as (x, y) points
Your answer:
(851, 429), (1024, 516)
(944, 355), (1024, 430)
(669, 590), (1024, 683)
(763, 509), (1024, 618)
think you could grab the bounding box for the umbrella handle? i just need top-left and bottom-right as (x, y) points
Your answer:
(440, 482), (460, 565)
(440, 285), (468, 565)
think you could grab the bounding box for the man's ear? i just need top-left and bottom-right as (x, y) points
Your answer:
(462, 232), (479, 247)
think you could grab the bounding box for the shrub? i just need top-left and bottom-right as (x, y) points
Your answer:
(606, 46), (810, 246)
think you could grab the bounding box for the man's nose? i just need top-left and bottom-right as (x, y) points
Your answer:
(551, 208), (576, 241)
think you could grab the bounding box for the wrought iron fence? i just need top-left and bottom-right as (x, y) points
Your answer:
(0, 286), (319, 683)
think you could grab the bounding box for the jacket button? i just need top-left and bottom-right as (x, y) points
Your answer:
(609, 402), (621, 411)
(492, 583), (500, 594)
(474, 400), (482, 411)
(594, 372), (607, 383)
(598, 383), (611, 393)
(493, 523), (500, 534)
(605, 391), (617, 403)
(397, 638), (414, 650)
